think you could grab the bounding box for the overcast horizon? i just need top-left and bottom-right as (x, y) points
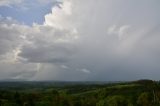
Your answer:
(0, 0), (160, 81)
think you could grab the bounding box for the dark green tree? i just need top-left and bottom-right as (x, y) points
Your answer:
(106, 95), (128, 106)
(14, 92), (23, 106)
(137, 92), (151, 106)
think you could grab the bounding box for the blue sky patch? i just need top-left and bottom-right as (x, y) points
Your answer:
(0, 0), (58, 25)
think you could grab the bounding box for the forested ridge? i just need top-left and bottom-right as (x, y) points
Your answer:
(0, 79), (160, 106)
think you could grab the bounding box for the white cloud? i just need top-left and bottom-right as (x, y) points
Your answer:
(80, 68), (91, 74)
(37, 0), (57, 4)
(107, 25), (130, 40)
(44, 0), (72, 29)
(0, 0), (22, 7)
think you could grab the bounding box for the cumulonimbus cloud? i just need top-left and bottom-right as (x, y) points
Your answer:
(0, 0), (160, 81)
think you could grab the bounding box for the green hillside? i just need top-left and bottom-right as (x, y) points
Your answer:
(0, 80), (160, 106)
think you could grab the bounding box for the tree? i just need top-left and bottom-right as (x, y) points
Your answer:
(137, 92), (151, 106)
(14, 92), (23, 106)
(106, 95), (128, 106)
(52, 90), (60, 106)
(96, 99), (107, 106)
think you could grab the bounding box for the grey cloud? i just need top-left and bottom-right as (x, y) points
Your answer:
(19, 43), (76, 63)
(19, 25), (78, 63)
(11, 71), (37, 80)
(0, 62), (38, 80)
(0, 18), (23, 55)
(0, 17), (38, 80)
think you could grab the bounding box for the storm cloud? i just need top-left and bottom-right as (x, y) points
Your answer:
(0, 0), (160, 81)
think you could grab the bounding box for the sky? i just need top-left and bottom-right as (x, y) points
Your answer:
(0, 0), (160, 81)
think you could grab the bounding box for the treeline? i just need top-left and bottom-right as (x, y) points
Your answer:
(0, 80), (160, 106)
